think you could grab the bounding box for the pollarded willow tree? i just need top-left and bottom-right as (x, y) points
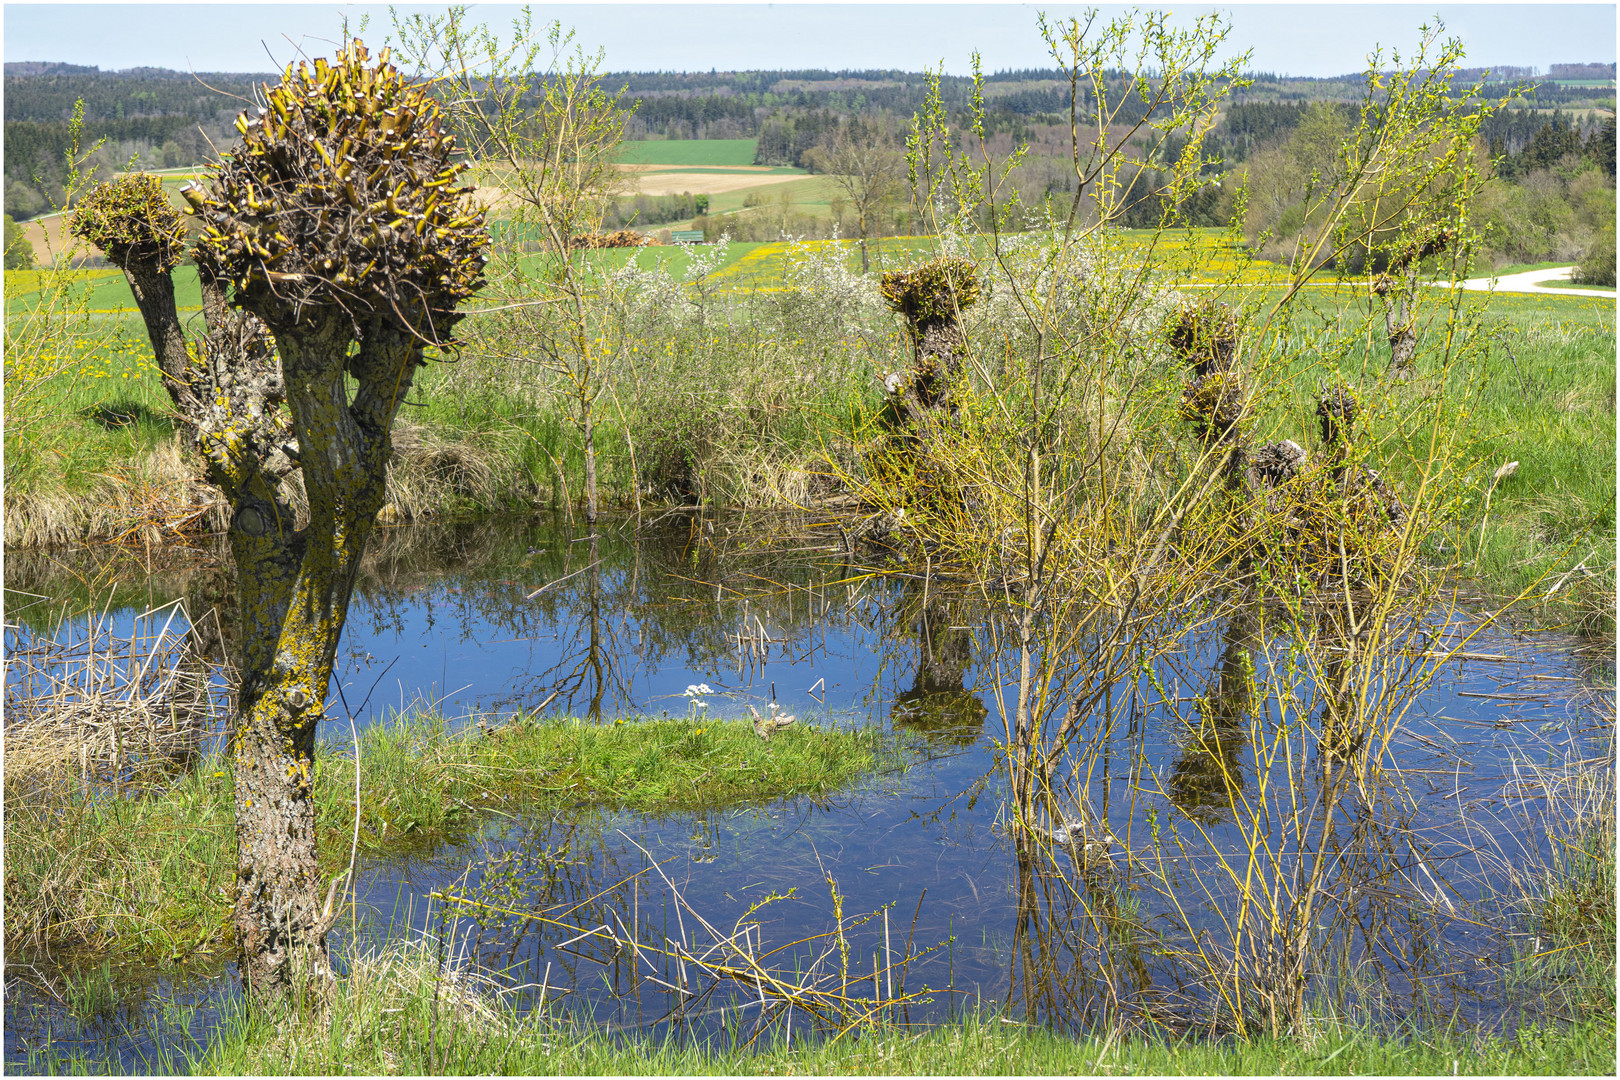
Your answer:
(69, 41), (488, 997)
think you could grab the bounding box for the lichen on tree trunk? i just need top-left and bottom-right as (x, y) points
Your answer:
(69, 41), (488, 1003)
(225, 316), (420, 995)
(1385, 291), (1417, 379)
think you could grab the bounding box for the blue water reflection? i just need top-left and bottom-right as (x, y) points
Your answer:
(4, 515), (1610, 1069)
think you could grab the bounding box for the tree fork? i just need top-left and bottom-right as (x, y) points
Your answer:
(73, 40), (488, 1002)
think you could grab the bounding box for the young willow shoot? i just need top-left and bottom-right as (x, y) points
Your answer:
(839, 12), (1537, 1036)
(392, 6), (634, 525)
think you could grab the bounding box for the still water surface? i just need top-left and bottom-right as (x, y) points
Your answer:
(4, 515), (1611, 1071)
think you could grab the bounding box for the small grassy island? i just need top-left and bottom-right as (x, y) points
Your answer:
(5, 713), (900, 966)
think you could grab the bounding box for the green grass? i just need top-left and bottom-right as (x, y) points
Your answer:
(1513, 763), (1617, 1022)
(641, 165), (805, 176)
(617, 139), (761, 167)
(4, 266), (203, 313)
(3, 710), (899, 966)
(1179, 284), (1615, 624)
(703, 174), (843, 218)
(1535, 278), (1615, 292)
(1441, 292), (1615, 620)
(501, 238), (766, 279)
(323, 709), (896, 845)
(3, 307), (188, 544)
(123, 951), (1615, 1075)
(1486, 260), (1571, 277)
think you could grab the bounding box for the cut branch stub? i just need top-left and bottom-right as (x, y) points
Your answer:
(181, 39), (489, 345)
(878, 257), (980, 417)
(69, 174), (195, 403)
(1311, 382), (1406, 532)
(1167, 298), (1239, 378)
(1389, 224), (1456, 276)
(878, 256), (980, 343)
(1316, 384), (1359, 449)
(1249, 439), (1307, 489)
(1178, 370), (1248, 448)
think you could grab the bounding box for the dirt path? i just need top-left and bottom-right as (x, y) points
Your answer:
(1450, 265), (1617, 298)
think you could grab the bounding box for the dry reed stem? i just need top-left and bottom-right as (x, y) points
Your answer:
(4, 599), (224, 783)
(433, 832), (941, 1043)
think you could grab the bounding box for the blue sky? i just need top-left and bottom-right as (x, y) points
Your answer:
(2, 4), (1614, 78)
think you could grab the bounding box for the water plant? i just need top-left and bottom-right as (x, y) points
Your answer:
(393, 7), (632, 526)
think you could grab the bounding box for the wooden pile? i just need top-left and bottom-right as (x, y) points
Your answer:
(569, 230), (658, 249)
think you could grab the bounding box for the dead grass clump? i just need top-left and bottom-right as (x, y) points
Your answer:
(2, 436), (227, 548)
(3, 419), (523, 544)
(382, 419), (508, 521)
(4, 600), (224, 784)
(701, 442), (832, 508)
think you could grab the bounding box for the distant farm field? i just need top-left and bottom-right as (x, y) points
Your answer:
(621, 169), (808, 198)
(615, 139), (760, 167)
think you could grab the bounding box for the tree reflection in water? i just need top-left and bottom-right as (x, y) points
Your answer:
(5, 516), (1608, 1045)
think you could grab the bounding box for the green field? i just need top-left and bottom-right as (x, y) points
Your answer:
(706, 173), (835, 212)
(1537, 279), (1616, 292)
(616, 138), (760, 167)
(4, 267), (203, 314)
(638, 165), (804, 176)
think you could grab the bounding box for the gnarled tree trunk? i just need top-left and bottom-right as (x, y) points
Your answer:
(1384, 286), (1418, 379)
(226, 315), (419, 993)
(105, 263), (423, 994)
(72, 41), (488, 1002)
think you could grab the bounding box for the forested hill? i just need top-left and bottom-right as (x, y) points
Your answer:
(2, 64), (269, 122)
(3, 65), (268, 220)
(5, 61), (1613, 222)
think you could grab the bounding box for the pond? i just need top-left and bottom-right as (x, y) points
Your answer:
(4, 514), (1613, 1072)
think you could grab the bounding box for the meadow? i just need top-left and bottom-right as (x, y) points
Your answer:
(5, 13), (1615, 1069)
(615, 137), (762, 167)
(6, 227), (1613, 1075)
(7, 226), (1610, 626)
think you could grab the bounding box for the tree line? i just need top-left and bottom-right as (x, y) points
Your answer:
(38, 60), (1615, 208)
(5, 58), (1614, 278)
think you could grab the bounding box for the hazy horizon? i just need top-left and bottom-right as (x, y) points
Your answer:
(3, 4), (1614, 80)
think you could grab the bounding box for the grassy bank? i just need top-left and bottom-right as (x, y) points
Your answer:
(3, 711), (898, 966)
(4, 240), (1612, 625)
(196, 1005), (1619, 1076)
(1248, 286), (1615, 627)
(39, 934), (1607, 1075)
